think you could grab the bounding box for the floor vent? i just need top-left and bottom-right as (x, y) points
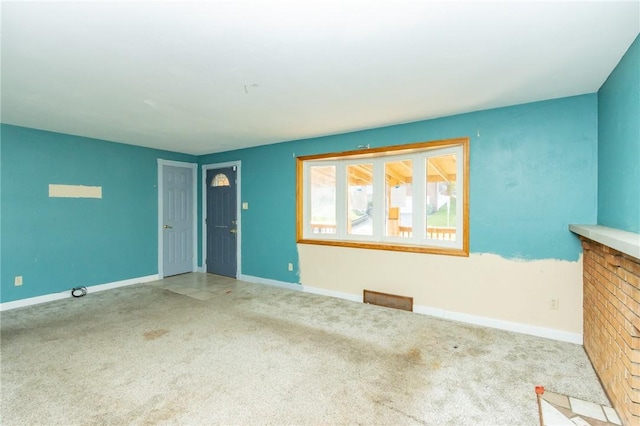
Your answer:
(363, 290), (413, 312)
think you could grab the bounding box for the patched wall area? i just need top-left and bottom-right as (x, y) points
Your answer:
(299, 245), (585, 341)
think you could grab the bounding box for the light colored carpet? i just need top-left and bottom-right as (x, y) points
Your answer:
(1, 273), (609, 425)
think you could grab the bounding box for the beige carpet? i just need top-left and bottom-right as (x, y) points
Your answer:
(1, 273), (610, 425)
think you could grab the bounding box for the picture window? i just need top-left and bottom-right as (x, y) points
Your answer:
(297, 137), (469, 256)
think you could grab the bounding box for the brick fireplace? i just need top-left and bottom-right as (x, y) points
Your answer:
(573, 225), (640, 426)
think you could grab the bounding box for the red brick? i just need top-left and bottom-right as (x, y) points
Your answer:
(616, 267), (628, 280)
(621, 281), (640, 304)
(630, 374), (640, 391)
(607, 254), (623, 267)
(628, 273), (640, 288)
(622, 257), (640, 275)
(582, 238), (640, 426)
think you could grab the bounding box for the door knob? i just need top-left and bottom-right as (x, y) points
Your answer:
(163, 224), (173, 229)
(230, 229), (237, 234)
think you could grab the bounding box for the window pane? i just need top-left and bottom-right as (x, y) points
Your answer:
(212, 173), (230, 187)
(310, 166), (336, 234)
(385, 160), (412, 238)
(347, 164), (373, 236)
(426, 154), (457, 241)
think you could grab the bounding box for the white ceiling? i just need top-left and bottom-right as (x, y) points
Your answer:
(2, 1), (639, 155)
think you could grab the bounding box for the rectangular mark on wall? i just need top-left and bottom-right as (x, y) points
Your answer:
(49, 184), (102, 199)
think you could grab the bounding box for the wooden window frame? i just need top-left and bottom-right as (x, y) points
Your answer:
(296, 137), (470, 257)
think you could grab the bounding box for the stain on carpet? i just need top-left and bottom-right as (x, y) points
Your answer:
(142, 401), (185, 425)
(144, 329), (169, 340)
(404, 347), (423, 363)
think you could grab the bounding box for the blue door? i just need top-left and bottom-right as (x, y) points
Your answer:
(206, 167), (237, 277)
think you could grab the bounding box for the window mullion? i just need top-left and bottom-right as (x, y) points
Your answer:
(335, 162), (347, 239)
(413, 154), (426, 242)
(372, 159), (385, 241)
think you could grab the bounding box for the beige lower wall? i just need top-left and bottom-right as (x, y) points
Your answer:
(298, 244), (583, 336)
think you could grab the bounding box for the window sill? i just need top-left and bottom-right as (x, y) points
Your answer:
(569, 224), (640, 260)
(297, 238), (469, 257)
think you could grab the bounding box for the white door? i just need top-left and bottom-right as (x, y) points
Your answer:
(162, 165), (193, 277)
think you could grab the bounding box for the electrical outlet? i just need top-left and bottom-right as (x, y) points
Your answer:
(288, 263), (293, 271)
(14, 276), (23, 286)
(550, 297), (559, 310)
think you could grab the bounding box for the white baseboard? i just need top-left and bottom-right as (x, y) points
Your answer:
(238, 274), (302, 292)
(240, 275), (583, 345)
(1, 272), (582, 344)
(0, 291), (70, 312)
(205, 272), (583, 345)
(237, 275), (364, 304)
(0, 274), (159, 312)
(301, 285), (363, 303)
(288, 281), (582, 344)
(413, 305), (583, 345)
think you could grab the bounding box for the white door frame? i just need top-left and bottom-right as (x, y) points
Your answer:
(202, 161), (241, 278)
(158, 159), (198, 279)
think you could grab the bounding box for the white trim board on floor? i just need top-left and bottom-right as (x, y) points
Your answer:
(237, 275), (358, 302)
(237, 274), (302, 292)
(238, 274), (583, 345)
(0, 274), (159, 312)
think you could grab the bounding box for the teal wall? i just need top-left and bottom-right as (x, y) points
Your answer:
(0, 125), (196, 303)
(597, 35), (640, 233)
(199, 94), (598, 282)
(1, 94), (601, 302)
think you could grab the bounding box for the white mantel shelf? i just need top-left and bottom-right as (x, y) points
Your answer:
(569, 224), (640, 260)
